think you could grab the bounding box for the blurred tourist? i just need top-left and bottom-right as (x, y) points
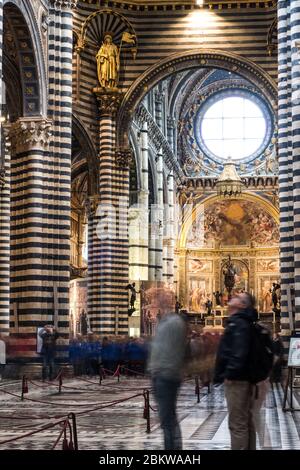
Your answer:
(148, 312), (189, 450)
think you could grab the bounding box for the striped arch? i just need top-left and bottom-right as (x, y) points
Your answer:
(3, 0), (47, 116)
(117, 49), (277, 148)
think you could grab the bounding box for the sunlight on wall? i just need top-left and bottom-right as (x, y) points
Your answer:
(185, 10), (219, 41)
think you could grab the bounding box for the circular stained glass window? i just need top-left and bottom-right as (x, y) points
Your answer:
(198, 90), (273, 162)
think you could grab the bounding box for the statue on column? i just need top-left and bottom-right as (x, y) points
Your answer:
(125, 282), (140, 317)
(271, 282), (281, 310)
(223, 255), (236, 301)
(96, 33), (120, 89)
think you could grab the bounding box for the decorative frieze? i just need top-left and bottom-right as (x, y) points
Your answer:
(6, 118), (52, 154)
(50, 0), (78, 9)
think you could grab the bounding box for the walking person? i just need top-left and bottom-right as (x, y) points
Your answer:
(39, 325), (59, 381)
(214, 292), (272, 450)
(148, 312), (189, 450)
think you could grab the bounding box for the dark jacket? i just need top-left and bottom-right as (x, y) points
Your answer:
(214, 307), (257, 383)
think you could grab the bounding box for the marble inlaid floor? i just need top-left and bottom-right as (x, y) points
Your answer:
(0, 376), (300, 450)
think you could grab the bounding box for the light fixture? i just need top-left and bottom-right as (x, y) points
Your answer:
(215, 159), (245, 198)
(195, 0), (204, 6)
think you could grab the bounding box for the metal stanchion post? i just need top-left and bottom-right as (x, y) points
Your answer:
(146, 390), (150, 433)
(21, 375), (28, 401)
(59, 372), (63, 394)
(195, 376), (200, 403)
(143, 390), (151, 434)
(69, 413), (79, 450)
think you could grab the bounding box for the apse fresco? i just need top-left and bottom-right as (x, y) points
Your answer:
(186, 200), (279, 248)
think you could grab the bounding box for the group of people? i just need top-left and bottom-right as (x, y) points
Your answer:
(35, 297), (284, 451)
(69, 335), (149, 376)
(148, 292), (283, 451)
(38, 327), (150, 380)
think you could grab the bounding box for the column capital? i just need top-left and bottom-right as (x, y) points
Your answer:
(86, 195), (100, 217)
(6, 117), (52, 154)
(115, 147), (132, 168)
(93, 88), (123, 117)
(50, 0), (78, 9)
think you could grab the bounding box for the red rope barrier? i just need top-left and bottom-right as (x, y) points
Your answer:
(121, 366), (146, 377)
(0, 419), (67, 446)
(51, 420), (69, 450)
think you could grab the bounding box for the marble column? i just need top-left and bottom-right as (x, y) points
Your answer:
(155, 149), (164, 282)
(278, 0), (300, 347)
(0, 0), (10, 336)
(7, 118), (54, 357)
(44, 0), (77, 353)
(155, 91), (163, 131)
(89, 89), (130, 335)
(163, 171), (175, 285)
(167, 117), (176, 153)
(129, 122), (149, 281)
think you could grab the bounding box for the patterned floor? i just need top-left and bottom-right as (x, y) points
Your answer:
(0, 376), (299, 450)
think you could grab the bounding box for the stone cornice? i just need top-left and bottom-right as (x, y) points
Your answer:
(6, 117), (52, 154)
(179, 175), (278, 192)
(135, 104), (184, 184)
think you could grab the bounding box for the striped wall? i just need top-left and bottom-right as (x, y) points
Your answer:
(278, 0), (300, 351)
(0, 0), (10, 337)
(88, 102), (129, 335)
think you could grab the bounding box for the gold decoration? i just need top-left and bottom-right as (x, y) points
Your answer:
(215, 160), (245, 198)
(96, 33), (120, 89)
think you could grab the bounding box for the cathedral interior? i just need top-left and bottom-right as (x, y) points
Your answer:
(0, 0), (300, 453)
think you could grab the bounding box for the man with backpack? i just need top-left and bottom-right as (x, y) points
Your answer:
(214, 292), (273, 450)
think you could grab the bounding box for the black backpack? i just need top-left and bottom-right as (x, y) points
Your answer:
(248, 322), (274, 384)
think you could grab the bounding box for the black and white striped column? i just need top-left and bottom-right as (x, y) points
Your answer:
(278, 0), (293, 344)
(0, 1), (10, 337)
(42, 0), (75, 350)
(8, 118), (53, 358)
(291, 2), (300, 332)
(89, 90), (129, 335)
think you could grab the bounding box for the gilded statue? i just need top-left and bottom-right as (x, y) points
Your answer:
(96, 33), (120, 89)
